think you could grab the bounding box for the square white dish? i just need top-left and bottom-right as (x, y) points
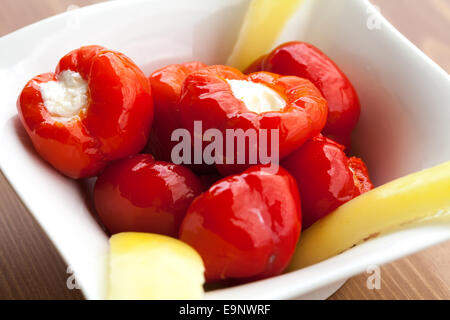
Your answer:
(0, 0), (449, 300)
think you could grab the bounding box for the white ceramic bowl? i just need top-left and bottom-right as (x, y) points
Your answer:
(0, 0), (449, 300)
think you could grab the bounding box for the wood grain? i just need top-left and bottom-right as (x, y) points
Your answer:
(0, 0), (448, 300)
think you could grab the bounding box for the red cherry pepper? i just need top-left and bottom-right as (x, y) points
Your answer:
(17, 45), (153, 178)
(281, 135), (373, 229)
(179, 65), (328, 175)
(179, 165), (302, 282)
(245, 41), (360, 150)
(94, 154), (203, 237)
(147, 61), (207, 162)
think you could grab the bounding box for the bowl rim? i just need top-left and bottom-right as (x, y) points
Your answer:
(0, 0), (449, 300)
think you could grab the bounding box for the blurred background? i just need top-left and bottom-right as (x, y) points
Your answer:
(0, 0), (449, 300)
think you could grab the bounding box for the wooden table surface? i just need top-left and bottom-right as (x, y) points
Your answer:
(0, 0), (449, 300)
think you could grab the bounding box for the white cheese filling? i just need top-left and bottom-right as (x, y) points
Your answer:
(226, 79), (286, 113)
(39, 70), (88, 119)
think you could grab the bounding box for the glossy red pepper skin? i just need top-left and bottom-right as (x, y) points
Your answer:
(147, 61), (207, 162)
(17, 45), (153, 178)
(179, 65), (328, 176)
(245, 41), (360, 150)
(94, 154), (203, 237)
(179, 165), (302, 282)
(281, 135), (373, 229)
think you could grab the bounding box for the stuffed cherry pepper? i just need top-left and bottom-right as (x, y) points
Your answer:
(148, 61), (207, 162)
(245, 41), (360, 150)
(17, 45), (153, 178)
(179, 65), (328, 175)
(94, 154), (203, 237)
(281, 134), (373, 229)
(179, 165), (302, 282)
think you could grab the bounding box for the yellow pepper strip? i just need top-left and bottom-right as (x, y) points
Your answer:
(288, 161), (450, 270)
(227, 0), (304, 70)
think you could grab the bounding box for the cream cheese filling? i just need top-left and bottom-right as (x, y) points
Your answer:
(39, 70), (88, 120)
(226, 79), (286, 114)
